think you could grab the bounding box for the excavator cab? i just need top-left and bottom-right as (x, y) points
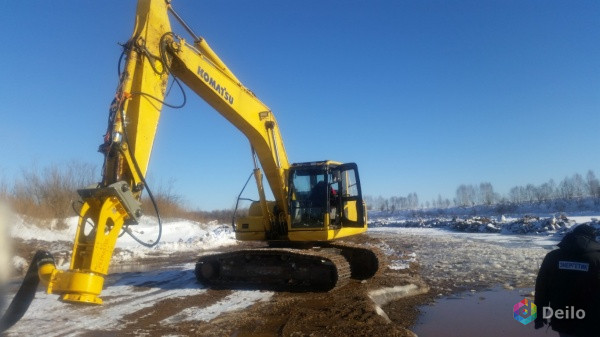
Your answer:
(289, 161), (365, 231)
(234, 161), (367, 242)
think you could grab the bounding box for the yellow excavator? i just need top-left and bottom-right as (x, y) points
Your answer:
(1, 0), (380, 330)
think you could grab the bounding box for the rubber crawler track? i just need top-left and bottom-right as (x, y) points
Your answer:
(325, 241), (386, 279)
(196, 247), (352, 292)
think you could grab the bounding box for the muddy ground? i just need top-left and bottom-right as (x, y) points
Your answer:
(7, 234), (438, 337)
(6, 228), (547, 337)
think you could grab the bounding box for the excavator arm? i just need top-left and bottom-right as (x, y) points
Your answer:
(164, 33), (291, 221)
(31, 0), (173, 305)
(34, 0), (292, 305)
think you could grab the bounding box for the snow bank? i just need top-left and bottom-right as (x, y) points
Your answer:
(10, 216), (76, 242)
(369, 213), (600, 237)
(114, 217), (236, 257)
(10, 215), (237, 264)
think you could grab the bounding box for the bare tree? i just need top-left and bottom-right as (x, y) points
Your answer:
(436, 195), (443, 209)
(558, 176), (576, 200)
(534, 180), (554, 202)
(364, 195), (374, 211)
(572, 173), (586, 199)
(12, 161), (97, 227)
(405, 193), (417, 209)
(478, 182), (496, 205)
(456, 184), (475, 207)
(586, 170), (600, 199)
(509, 186), (525, 204)
(525, 184), (537, 203)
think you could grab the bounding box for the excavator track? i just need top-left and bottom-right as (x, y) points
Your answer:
(195, 248), (351, 292)
(325, 242), (386, 280)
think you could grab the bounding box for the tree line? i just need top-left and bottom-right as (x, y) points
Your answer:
(0, 161), (241, 227)
(366, 169), (600, 212)
(364, 193), (421, 212)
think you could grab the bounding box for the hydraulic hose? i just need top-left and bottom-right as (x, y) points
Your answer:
(0, 251), (55, 333)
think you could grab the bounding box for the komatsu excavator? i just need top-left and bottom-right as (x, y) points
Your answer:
(0, 0), (380, 331)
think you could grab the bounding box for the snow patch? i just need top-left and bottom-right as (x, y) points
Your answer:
(5, 263), (206, 336)
(369, 284), (429, 307)
(370, 241), (417, 271)
(161, 290), (273, 324)
(12, 256), (27, 274)
(369, 228), (551, 291)
(4, 215), (241, 336)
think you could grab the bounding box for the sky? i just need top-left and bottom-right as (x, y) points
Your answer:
(0, 1), (598, 210)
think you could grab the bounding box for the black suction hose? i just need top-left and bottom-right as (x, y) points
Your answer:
(0, 251), (55, 333)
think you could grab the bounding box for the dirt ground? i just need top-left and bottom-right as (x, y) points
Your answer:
(113, 235), (434, 337)
(8, 235), (441, 337)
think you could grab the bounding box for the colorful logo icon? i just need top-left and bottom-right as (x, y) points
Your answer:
(514, 298), (537, 325)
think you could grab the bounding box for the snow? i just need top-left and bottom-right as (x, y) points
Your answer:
(0, 205), (12, 284)
(368, 209), (600, 286)
(369, 284), (430, 324)
(4, 208), (600, 335)
(368, 209), (600, 292)
(3, 215), (267, 336)
(120, 217), (236, 252)
(10, 215), (237, 266)
(11, 270), (199, 335)
(11, 256), (27, 273)
(369, 212), (600, 237)
(371, 240), (417, 270)
(366, 205), (600, 293)
(369, 227), (551, 291)
(161, 290), (273, 324)
(369, 284), (429, 307)
(10, 216), (76, 242)
(5, 262), (272, 336)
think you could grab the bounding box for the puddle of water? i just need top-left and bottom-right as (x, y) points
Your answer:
(412, 288), (553, 337)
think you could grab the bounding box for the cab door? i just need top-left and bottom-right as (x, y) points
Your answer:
(331, 163), (365, 228)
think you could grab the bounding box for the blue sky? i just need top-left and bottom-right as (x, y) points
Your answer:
(1, 1), (598, 210)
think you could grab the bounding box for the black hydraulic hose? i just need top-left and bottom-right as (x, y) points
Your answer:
(0, 251), (55, 333)
(117, 146), (163, 248)
(119, 33), (187, 110)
